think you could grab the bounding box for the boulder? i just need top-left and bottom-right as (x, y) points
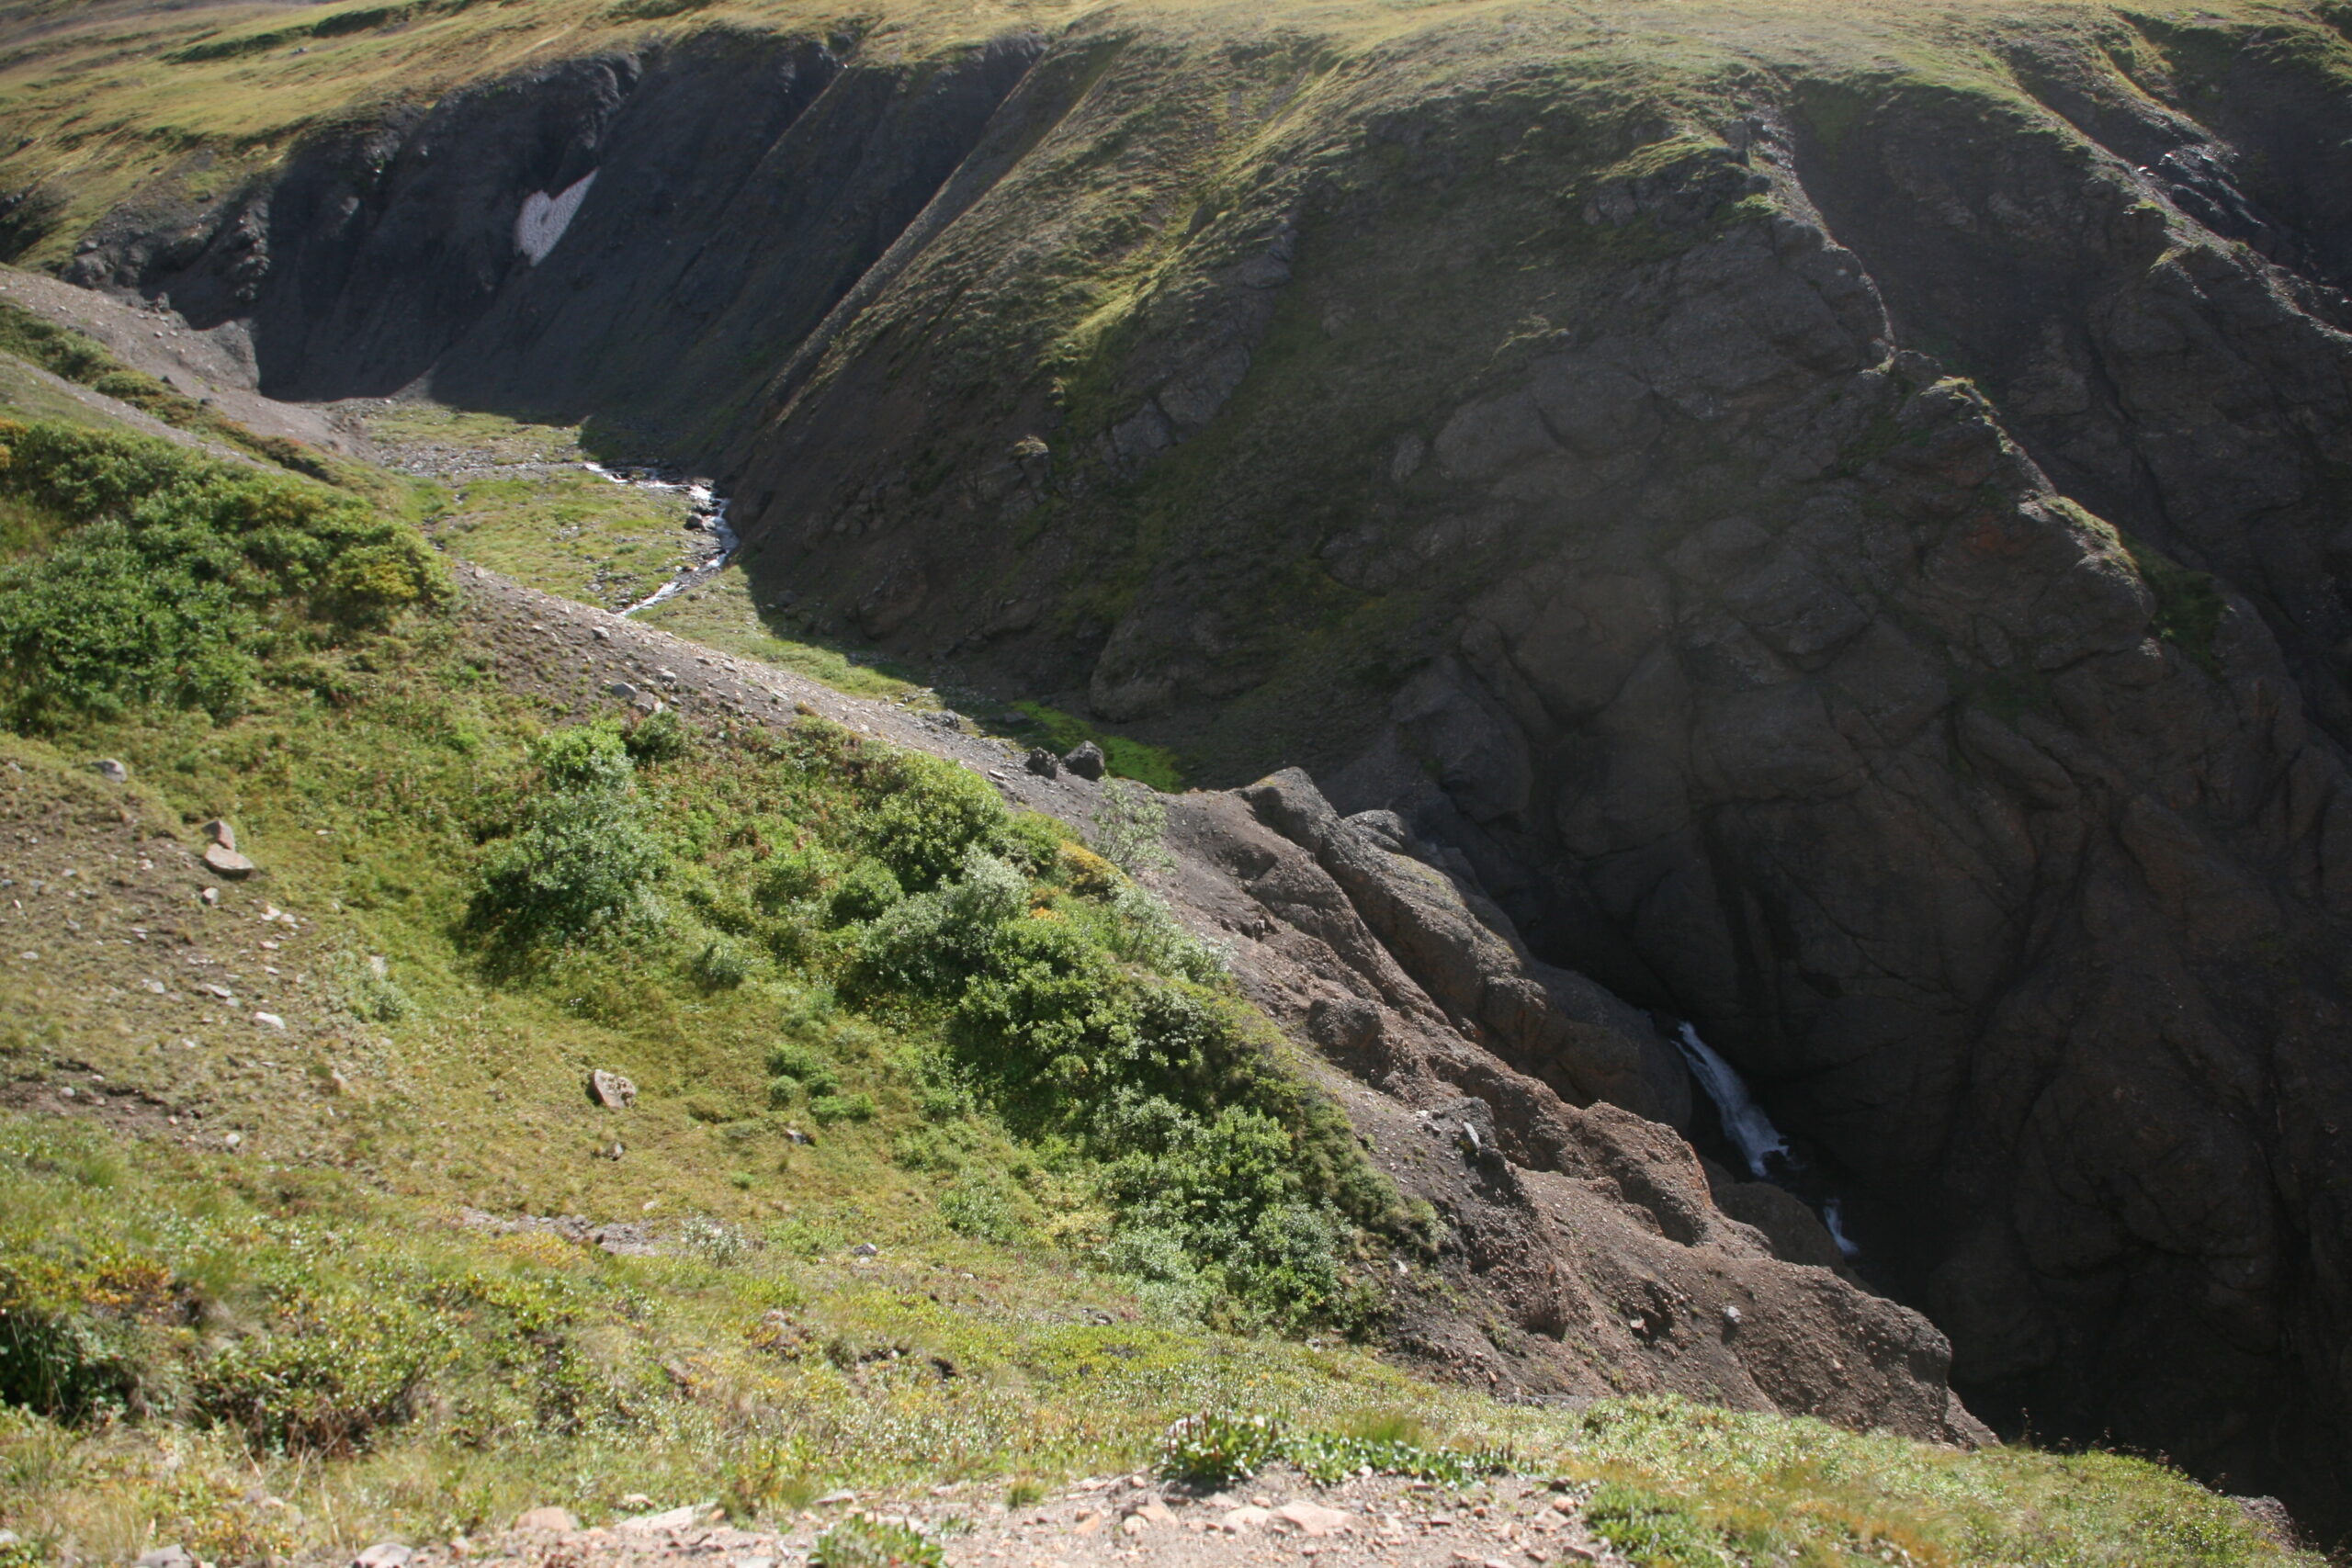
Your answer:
(513, 1507), (580, 1533)
(587, 1068), (636, 1109)
(1023, 747), (1061, 778)
(1062, 740), (1107, 780)
(201, 842), (255, 877)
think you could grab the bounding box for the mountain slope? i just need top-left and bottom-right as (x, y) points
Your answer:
(11, 0), (2352, 1533)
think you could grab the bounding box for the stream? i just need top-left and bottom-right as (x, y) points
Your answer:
(581, 460), (741, 616)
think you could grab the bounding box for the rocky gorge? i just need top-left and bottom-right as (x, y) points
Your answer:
(17, 0), (2352, 1536)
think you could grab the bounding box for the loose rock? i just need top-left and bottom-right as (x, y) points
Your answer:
(589, 1068), (637, 1109)
(202, 842), (256, 877)
(1024, 747), (1061, 778)
(1062, 740), (1107, 780)
(92, 758), (130, 783)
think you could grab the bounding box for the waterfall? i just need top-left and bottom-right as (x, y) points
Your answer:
(1821, 1198), (1862, 1260)
(1669, 1022), (1792, 1179)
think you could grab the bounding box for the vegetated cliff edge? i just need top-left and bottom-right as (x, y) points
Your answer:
(20, 0), (2352, 1531)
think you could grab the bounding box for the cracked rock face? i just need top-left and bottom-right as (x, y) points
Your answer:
(52, 0), (2352, 1528)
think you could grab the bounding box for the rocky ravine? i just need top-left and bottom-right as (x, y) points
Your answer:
(38, 0), (2352, 1526)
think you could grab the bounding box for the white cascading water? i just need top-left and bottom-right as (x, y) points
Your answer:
(578, 464), (741, 616)
(1820, 1198), (1863, 1260)
(1670, 1022), (1792, 1179)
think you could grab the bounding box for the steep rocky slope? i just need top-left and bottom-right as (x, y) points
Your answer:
(16, 0), (2352, 1530)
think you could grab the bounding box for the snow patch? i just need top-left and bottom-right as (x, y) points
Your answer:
(515, 171), (598, 265)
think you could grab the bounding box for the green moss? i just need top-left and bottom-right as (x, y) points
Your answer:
(2119, 535), (2226, 675)
(1004, 701), (1187, 790)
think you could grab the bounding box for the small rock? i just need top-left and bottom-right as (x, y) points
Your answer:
(138, 1548), (196, 1568)
(852, 1241), (878, 1258)
(816, 1490), (858, 1506)
(92, 758), (130, 783)
(1062, 740), (1107, 780)
(199, 983), (234, 1001)
(589, 1068), (637, 1109)
(223, 1132), (243, 1150)
(254, 1012), (286, 1030)
(1220, 1507), (1272, 1533)
(1277, 1502), (1354, 1538)
(368, 954), (390, 981)
(1023, 748), (1061, 779)
(200, 818), (237, 852)
(353, 1543), (413, 1568)
(202, 842), (256, 877)
(606, 682), (639, 700)
(618, 1505), (708, 1533)
(619, 1495), (656, 1510)
(200, 886), (220, 906)
(1120, 1516), (1148, 1538)
(784, 1126), (813, 1145)
(1721, 1304), (1742, 1325)
(1549, 1495), (1576, 1516)
(143, 978), (165, 994)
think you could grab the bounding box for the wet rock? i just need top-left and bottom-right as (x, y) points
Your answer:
(1062, 740), (1107, 780)
(588, 1068), (636, 1109)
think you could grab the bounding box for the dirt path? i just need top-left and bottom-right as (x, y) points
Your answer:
(380, 1465), (1623, 1568)
(453, 563), (1118, 829)
(0, 265), (364, 456)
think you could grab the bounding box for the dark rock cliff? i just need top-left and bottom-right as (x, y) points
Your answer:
(44, 0), (2352, 1529)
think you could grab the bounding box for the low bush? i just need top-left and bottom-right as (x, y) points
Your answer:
(0, 421), (446, 729)
(624, 706), (689, 764)
(1159, 1411), (1281, 1485)
(470, 724), (662, 942)
(811, 1515), (942, 1568)
(190, 1292), (454, 1456)
(808, 1092), (876, 1125)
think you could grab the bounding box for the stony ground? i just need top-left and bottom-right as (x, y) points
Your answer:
(346, 1467), (1620, 1568)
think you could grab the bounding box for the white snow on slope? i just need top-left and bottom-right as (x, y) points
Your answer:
(515, 171), (598, 264)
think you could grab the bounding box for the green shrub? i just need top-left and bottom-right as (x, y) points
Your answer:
(1159, 1411), (1281, 1485)
(625, 706), (689, 764)
(808, 1092), (876, 1126)
(694, 939), (750, 989)
(473, 790), (662, 941)
(856, 750), (1011, 890)
(1089, 780), (1173, 875)
(812, 1515), (942, 1568)
(0, 1300), (145, 1422)
(938, 1177), (1023, 1244)
(1583, 1483), (1726, 1568)
(191, 1292), (453, 1456)
(756, 847), (835, 910)
(0, 421), (446, 729)
(764, 1043), (839, 1098)
(826, 859), (904, 925)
